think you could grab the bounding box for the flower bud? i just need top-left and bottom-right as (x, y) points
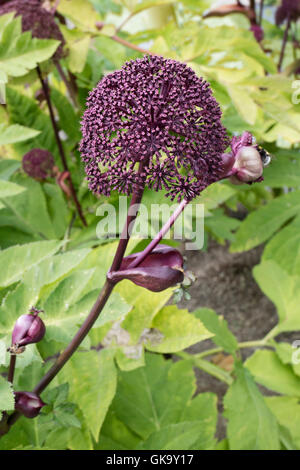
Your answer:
(14, 391), (45, 419)
(11, 308), (45, 348)
(107, 245), (184, 292)
(230, 146), (263, 184)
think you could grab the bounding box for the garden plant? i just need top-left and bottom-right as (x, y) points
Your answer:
(0, 0), (299, 451)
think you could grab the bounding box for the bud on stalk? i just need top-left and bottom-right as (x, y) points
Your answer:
(107, 245), (184, 292)
(11, 307), (45, 350)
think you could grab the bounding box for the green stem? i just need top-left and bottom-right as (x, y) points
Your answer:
(176, 351), (233, 385)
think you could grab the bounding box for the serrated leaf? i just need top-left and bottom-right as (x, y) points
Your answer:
(0, 16), (59, 77)
(60, 349), (117, 441)
(2, 174), (57, 239)
(0, 180), (26, 198)
(0, 239), (62, 287)
(98, 354), (217, 450)
(194, 308), (238, 354)
(253, 261), (300, 333)
(262, 217), (300, 276)
(266, 397), (300, 449)
(0, 123), (40, 145)
(146, 305), (212, 353)
(0, 160), (21, 181)
(116, 280), (173, 342)
(231, 190), (300, 252)
(245, 350), (300, 397)
(0, 375), (15, 413)
(223, 361), (280, 450)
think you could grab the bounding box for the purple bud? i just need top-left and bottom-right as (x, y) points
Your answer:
(12, 309), (45, 347)
(218, 131), (268, 184)
(230, 146), (264, 184)
(107, 245), (184, 292)
(14, 391), (45, 419)
(250, 24), (264, 43)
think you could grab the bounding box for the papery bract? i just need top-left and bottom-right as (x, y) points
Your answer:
(107, 245), (184, 292)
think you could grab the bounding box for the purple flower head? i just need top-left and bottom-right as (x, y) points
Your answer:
(219, 131), (270, 184)
(80, 55), (229, 201)
(14, 391), (46, 418)
(22, 148), (55, 180)
(250, 24), (264, 42)
(0, 0), (65, 59)
(275, 0), (300, 25)
(11, 307), (45, 348)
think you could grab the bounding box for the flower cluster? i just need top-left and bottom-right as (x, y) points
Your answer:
(0, 0), (65, 59)
(80, 55), (229, 202)
(275, 0), (300, 25)
(22, 148), (55, 180)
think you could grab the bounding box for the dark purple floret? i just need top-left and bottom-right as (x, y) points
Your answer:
(250, 24), (264, 42)
(275, 0), (300, 25)
(80, 55), (229, 201)
(22, 148), (55, 180)
(0, 0), (65, 59)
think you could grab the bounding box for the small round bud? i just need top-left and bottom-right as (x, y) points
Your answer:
(14, 391), (45, 419)
(230, 146), (263, 184)
(11, 308), (45, 349)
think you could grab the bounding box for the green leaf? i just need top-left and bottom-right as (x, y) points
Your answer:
(50, 88), (81, 143)
(231, 190), (300, 252)
(0, 180), (26, 198)
(2, 174), (57, 239)
(98, 354), (218, 450)
(146, 305), (212, 353)
(0, 375), (15, 413)
(0, 160), (21, 181)
(262, 216), (300, 276)
(253, 261), (300, 333)
(0, 123), (40, 145)
(223, 361), (280, 450)
(6, 87), (58, 160)
(116, 280), (173, 342)
(60, 349), (117, 441)
(194, 308), (238, 354)
(245, 350), (300, 397)
(0, 15), (59, 77)
(0, 239), (62, 287)
(266, 397), (300, 449)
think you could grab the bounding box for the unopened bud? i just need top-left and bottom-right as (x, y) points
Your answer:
(11, 308), (45, 349)
(14, 391), (45, 419)
(230, 146), (263, 184)
(107, 245), (184, 292)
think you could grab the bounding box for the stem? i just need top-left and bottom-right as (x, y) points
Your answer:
(176, 351), (233, 385)
(54, 60), (78, 108)
(116, 12), (134, 33)
(3, 181), (146, 435)
(36, 66), (87, 227)
(110, 35), (155, 56)
(33, 280), (114, 395)
(128, 198), (188, 268)
(7, 355), (16, 384)
(278, 14), (291, 72)
(258, 0), (264, 26)
(195, 339), (270, 360)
